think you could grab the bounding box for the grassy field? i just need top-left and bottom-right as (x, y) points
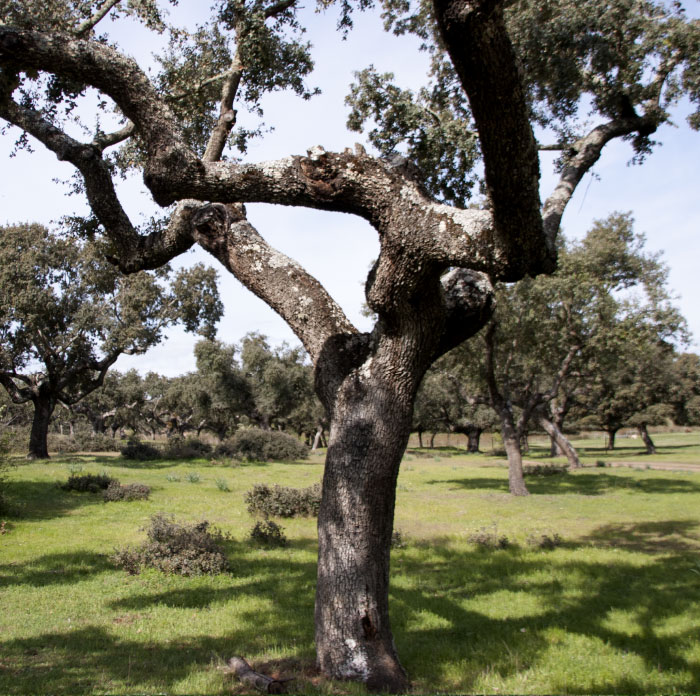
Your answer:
(1, 431), (699, 694)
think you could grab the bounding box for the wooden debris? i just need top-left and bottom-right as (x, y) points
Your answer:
(227, 656), (290, 694)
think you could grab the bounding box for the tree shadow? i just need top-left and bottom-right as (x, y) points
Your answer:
(2, 524), (700, 693)
(0, 550), (113, 589)
(390, 537), (700, 692)
(1, 480), (109, 521)
(429, 472), (700, 495)
(579, 519), (700, 552)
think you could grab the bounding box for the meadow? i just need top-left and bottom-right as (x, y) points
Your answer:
(1, 431), (699, 694)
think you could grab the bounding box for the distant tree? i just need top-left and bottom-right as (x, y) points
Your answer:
(668, 353), (700, 427)
(0, 223), (222, 458)
(415, 364), (497, 451)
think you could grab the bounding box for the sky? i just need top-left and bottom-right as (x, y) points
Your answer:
(1, 2), (698, 377)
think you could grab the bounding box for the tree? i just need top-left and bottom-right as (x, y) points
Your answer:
(1, 0), (698, 688)
(0, 223), (222, 458)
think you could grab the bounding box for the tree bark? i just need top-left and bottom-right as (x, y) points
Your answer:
(605, 429), (617, 450)
(637, 424), (657, 454)
(536, 413), (581, 468)
(28, 392), (56, 459)
(498, 407), (529, 496)
(315, 351), (414, 693)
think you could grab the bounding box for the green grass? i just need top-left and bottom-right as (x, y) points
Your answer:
(1, 435), (699, 694)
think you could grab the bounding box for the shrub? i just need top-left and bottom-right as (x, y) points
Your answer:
(596, 460), (608, 467)
(103, 481), (151, 502)
(0, 435), (12, 515)
(527, 532), (563, 550)
(111, 514), (231, 576)
(245, 482), (321, 518)
(186, 471), (201, 483)
(121, 438), (160, 461)
(163, 436), (212, 460)
(220, 428), (309, 462)
(215, 478), (230, 492)
(468, 526), (511, 550)
(47, 433), (81, 454)
(72, 432), (118, 453)
(249, 520), (287, 547)
(61, 472), (115, 493)
(523, 463), (569, 477)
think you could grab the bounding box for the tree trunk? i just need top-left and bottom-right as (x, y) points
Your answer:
(605, 429), (617, 450)
(417, 430), (423, 448)
(498, 408), (529, 496)
(312, 426), (324, 451)
(28, 393), (56, 459)
(536, 413), (581, 468)
(457, 426), (482, 453)
(637, 424), (657, 454)
(315, 355), (415, 693)
(429, 432), (436, 448)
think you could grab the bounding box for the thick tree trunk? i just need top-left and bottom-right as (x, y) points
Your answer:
(315, 355), (415, 693)
(312, 426), (324, 451)
(536, 414), (581, 468)
(605, 429), (617, 450)
(429, 432), (436, 448)
(456, 426), (482, 453)
(637, 424), (657, 454)
(498, 408), (529, 496)
(28, 393), (56, 459)
(417, 430), (423, 448)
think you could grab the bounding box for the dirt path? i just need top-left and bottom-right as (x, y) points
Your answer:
(608, 461), (700, 472)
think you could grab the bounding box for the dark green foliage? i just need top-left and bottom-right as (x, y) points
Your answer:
(102, 481), (151, 502)
(226, 427), (309, 462)
(162, 436), (212, 460)
(120, 439), (160, 461)
(527, 532), (563, 550)
(245, 482), (321, 518)
(248, 519), (287, 547)
(468, 526), (511, 550)
(47, 434), (82, 454)
(61, 472), (115, 493)
(523, 464), (569, 477)
(111, 514), (230, 576)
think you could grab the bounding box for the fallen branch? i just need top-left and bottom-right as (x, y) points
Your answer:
(227, 656), (290, 694)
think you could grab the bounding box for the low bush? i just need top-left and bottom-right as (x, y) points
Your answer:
(468, 526), (511, 550)
(218, 428), (309, 462)
(391, 529), (407, 549)
(61, 472), (115, 493)
(527, 532), (563, 550)
(47, 433), (81, 454)
(523, 463), (569, 477)
(72, 432), (118, 453)
(162, 436), (212, 460)
(111, 513), (231, 576)
(120, 438), (160, 461)
(249, 519), (287, 547)
(103, 481), (151, 502)
(245, 482), (321, 518)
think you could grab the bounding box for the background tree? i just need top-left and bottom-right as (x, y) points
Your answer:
(0, 223), (222, 458)
(1, 0), (698, 689)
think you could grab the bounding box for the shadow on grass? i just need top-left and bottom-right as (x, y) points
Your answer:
(390, 536), (700, 692)
(1, 480), (109, 521)
(2, 530), (700, 693)
(580, 519), (700, 552)
(429, 471), (700, 495)
(0, 550), (112, 589)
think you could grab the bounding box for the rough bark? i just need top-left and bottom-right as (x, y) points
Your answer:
(536, 412), (581, 468)
(457, 425), (482, 453)
(28, 392), (56, 459)
(637, 424), (657, 454)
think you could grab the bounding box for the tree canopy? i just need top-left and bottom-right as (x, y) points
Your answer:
(0, 222), (222, 457)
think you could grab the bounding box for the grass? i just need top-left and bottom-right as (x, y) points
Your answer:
(0, 432), (699, 694)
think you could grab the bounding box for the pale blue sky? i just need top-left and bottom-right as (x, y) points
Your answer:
(1, 2), (698, 375)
